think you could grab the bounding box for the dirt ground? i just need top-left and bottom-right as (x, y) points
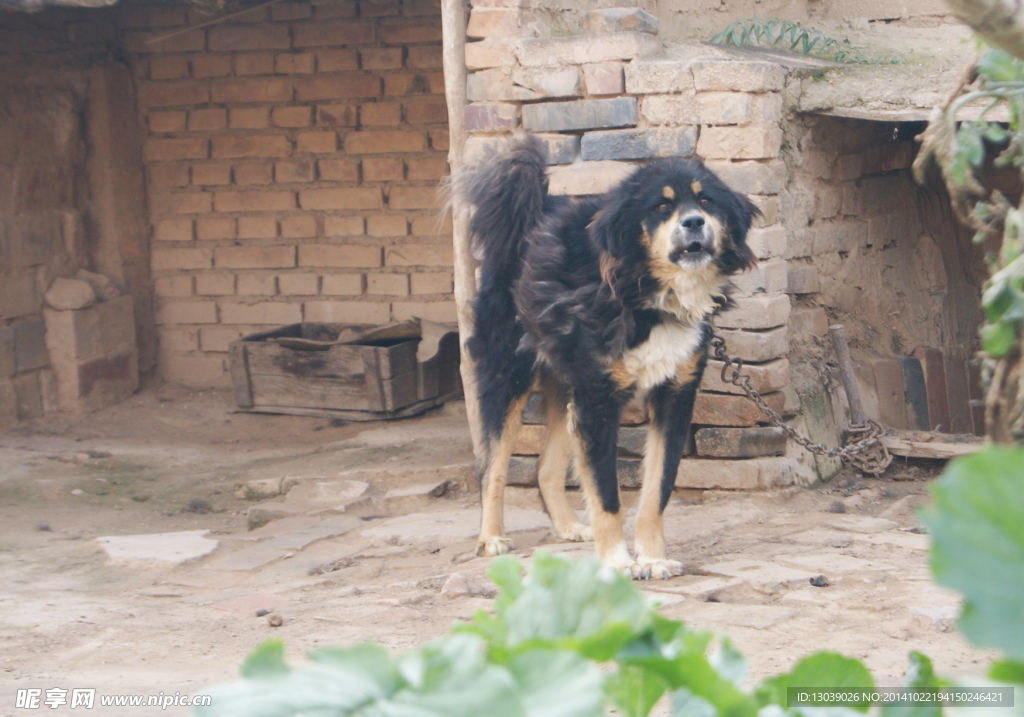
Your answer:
(0, 381), (997, 716)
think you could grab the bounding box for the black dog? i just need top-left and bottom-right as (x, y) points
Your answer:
(461, 135), (758, 579)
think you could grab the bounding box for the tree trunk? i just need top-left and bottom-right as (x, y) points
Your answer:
(944, 0), (1024, 59)
(441, 0), (485, 458)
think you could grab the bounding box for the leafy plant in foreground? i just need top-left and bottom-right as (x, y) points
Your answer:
(195, 447), (1024, 717)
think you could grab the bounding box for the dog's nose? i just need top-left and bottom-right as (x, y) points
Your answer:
(681, 214), (705, 231)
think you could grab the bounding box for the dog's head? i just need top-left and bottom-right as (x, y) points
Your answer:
(591, 159), (760, 295)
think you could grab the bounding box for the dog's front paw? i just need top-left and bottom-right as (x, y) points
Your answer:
(558, 522), (594, 542)
(635, 556), (684, 580)
(598, 543), (642, 579)
(478, 536), (514, 557)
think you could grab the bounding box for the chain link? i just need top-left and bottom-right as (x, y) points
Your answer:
(710, 334), (893, 476)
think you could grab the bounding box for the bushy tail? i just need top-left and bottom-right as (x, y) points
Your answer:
(459, 134), (548, 289)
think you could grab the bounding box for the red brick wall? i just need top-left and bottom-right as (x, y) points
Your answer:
(122, 0), (453, 386)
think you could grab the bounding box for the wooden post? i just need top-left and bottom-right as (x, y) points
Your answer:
(441, 0), (485, 458)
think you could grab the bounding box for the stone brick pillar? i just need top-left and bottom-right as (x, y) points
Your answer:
(463, 10), (813, 490)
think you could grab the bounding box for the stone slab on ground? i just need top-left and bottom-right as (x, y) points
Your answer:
(824, 515), (898, 533)
(284, 479), (370, 510)
(261, 515), (362, 550)
(663, 601), (799, 630)
(644, 575), (744, 599)
(775, 553), (897, 574)
(700, 558), (821, 593)
(97, 530), (218, 564)
(852, 530), (930, 551)
(783, 529), (854, 548)
(360, 508), (550, 545)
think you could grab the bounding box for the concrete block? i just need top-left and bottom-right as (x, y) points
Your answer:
(731, 259), (788, 294)
(535, 134), (580, 165)
(0, 326), (14, 377)
(522, 97), (637, 133)
(13, 319), (49, 372)
(899, 356), (930, 431)
(676, 455), (798, 490)
(695, 426), (786, 458)
(43, 296), (138, 412)
(705, 160), (786, 195)
(714, 327), (788, 363)
(516, 32), (661, 68)
(583, 8), (658, 34)
(745, 225), (787, 259)
(697, 125), (783, 160)
(701, 357), (789, 395)
(582, 62), (624, 96)
(788, 306), (828, 338)
(692, 61), (786, 92)
(692, 389), (785, 427)
(547, 160), (635, 196)
(912, 347), (949, 432)
(511, 66), (582, 99)
(714, 294), (790, 330)
(625, 61), (693, 94)
(786, 266), (820, 294)
(464, 102), (518, 132)
(581, 127), (695, 161)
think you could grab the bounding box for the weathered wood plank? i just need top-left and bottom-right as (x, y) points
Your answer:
(228, 341), (254, 408)
(250, 372), (372, 411)
(880, 433), (984, 459)
(246, 343), (366, 379)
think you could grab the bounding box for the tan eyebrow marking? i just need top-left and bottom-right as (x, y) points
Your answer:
(662, 186), (675, 200)
(691, 180), (702, 193)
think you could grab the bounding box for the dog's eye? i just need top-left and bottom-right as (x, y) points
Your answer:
(699, 197), (711, 207)
(656, 202), (671, 213)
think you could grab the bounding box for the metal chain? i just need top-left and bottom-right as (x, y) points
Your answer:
(710, 334), (893, 476)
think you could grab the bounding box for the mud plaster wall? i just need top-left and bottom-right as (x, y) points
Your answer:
(122, 0), (452, 388)
(0, 9), (153, 426)
(780, 112), (987, 433)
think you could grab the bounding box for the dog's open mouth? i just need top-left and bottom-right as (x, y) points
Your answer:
(670, 243), (712, 266)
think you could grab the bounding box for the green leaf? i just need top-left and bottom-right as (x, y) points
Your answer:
(981, 320), (1017, 357)
(309, 644), (405, 697)
(989, 659), (1024, 684)
(710, 639), (746, 688)
(507, 648), (604, 717)
(488, 555), (526, 615)
(920, 448), (1024, 660)
(755, 652), (874, 712)
(880, 652), (943, 717)
(605, 665), (668, 717)
(670, 688), (719, 717)
(240, 640), (290, 679)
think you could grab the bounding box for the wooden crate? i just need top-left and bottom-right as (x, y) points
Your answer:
(229, 322), (461, 420)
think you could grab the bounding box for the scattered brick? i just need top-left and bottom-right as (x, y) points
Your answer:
(272, 106), (314, 128)
(195, 273), (236, 296)
(522, 97), (637, 132)
(321, 273), (364, 295)
(295, 74), (382, 101)
(300, 187), (382, 210)
(305, 300), (389, 323)
(215, 245), (296, 269)
(212, 135), (293, 159)
(318, 159), (361, 181)
(299, 244), (381, 267)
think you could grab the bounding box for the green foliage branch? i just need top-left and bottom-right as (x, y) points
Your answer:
(193, 446), (1024, 717)
(915, 46), (1024, 443)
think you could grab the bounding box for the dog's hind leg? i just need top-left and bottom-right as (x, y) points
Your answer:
(566, 384), (638, 577)
(477, 391), (529, 557)
(633, 375), (701, 580)
(536, 370), (592, 542)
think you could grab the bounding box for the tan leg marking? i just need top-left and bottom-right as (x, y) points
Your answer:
(567, 424), (638, 578)
(537, 381), (592, 542)
(477, 393), (529, 557)
(634, 425), (683, 580)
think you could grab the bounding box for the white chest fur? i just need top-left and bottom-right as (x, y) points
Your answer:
(619, 321), (706, 392)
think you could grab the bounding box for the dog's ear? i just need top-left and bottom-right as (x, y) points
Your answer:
(588, 178), (644, 259)
(727, 192), (761, 271)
